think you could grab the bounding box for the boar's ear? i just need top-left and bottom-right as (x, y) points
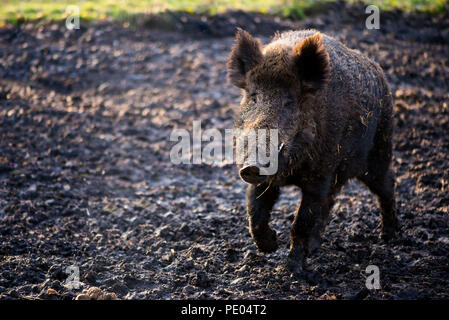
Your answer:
(227, 28), (263, 88)
(292, 32), (330, 92)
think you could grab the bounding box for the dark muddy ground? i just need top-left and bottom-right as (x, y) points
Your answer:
(0, 3), (448, 299)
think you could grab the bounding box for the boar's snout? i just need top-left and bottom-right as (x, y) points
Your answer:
(239, 165), (265, 185)
(239, 143), (285, 185)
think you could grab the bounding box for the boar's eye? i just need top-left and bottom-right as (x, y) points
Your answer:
(284, 100), (293, 108)
(283, 95), (295, 108)
(249, 92), (257, 103)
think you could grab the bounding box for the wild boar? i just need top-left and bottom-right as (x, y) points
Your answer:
(227, 28), (399, 273)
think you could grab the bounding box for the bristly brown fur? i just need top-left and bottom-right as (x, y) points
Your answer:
(227, 28), (263, 88)
(292, 32), (330, 92)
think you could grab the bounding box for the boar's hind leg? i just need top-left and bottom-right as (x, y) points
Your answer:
(246, 183), (280, 253)
(358, 131), (399, 241)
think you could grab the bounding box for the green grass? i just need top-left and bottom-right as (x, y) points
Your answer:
(0, 0), (447, 26)
(356, 0), (448, 13)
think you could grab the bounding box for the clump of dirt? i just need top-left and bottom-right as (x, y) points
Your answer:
(0, 3), (448, 299)
(75, 287), (118, 300)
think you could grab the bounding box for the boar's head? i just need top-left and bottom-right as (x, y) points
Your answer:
(227, 28), (330, 185)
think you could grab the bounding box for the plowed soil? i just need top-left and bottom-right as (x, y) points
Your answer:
(1, 3), (448, 299)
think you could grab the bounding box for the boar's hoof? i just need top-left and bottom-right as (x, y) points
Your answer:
(380, 214), (400, 242)
(380, 221), (400, 242)
(285, 248), (306, 275)
(380, 229), (395, 242)
(252, 227), (278, 253)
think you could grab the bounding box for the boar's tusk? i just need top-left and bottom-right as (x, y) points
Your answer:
(278, 143), (285, 153)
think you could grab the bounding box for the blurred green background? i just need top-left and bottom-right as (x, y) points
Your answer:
(1, 0), (447, 25)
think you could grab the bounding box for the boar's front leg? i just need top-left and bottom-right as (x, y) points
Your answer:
(246, 183), (280, 253)
(287, 179), (332, 273)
